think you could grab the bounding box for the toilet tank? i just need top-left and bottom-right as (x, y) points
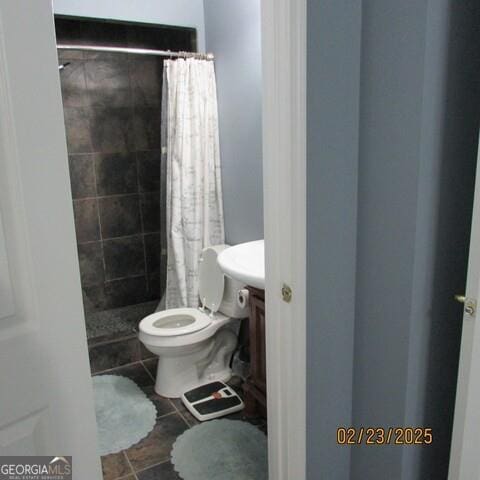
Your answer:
(199, 245), (249, 319)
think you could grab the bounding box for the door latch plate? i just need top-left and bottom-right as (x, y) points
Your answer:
(455, 294), (476, 317)
(464, 298), (477, 317)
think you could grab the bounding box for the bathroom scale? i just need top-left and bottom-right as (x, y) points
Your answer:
(181, 381), (244, 422)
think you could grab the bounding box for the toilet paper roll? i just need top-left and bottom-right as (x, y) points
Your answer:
(237, 288), (250, 309)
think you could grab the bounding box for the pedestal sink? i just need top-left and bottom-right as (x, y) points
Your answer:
(217, 240), (265, 289)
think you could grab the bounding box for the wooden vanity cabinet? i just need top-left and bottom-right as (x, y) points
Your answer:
(243, 286), (267, 417)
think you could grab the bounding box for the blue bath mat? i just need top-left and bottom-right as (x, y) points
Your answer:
(171, 419), (268, 480)
(92, 375), (157, 455)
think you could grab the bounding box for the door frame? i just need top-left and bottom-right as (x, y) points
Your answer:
(262, 1), (307, 479)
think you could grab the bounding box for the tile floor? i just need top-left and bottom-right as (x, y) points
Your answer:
(95, 359), (267, 480)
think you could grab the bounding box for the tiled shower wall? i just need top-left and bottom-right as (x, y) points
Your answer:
(56, 18), (195, 336)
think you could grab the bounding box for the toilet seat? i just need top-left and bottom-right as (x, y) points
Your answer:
(140, 308), (212, 337)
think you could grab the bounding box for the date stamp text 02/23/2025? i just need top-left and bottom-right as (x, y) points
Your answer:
(337, 427), (433, 446)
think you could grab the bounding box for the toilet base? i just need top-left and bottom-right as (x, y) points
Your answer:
(154, 364), (232, 399)
(151, 326), (239, 398)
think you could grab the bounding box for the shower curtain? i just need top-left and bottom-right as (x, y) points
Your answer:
(162, 58), (225, 309)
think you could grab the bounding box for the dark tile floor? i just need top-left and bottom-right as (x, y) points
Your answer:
(94, 360), (267, 480)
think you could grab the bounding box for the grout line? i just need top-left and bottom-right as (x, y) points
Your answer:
(140, 360), (156, 383)
(102, 233), (144, 244)
(122, 452), (139, 480)
(92, 359), (144, 376)
(156, 411), (178, 421)
(169, 399), (192, 428)
(136, 154), (150, 292)
(79, 230), (161, 243)
(133, 458), (172, 477)
(68, 147), (161, 158)
(91, 155), (107, 278)
(88, 333), (138, 348)
(88, 331), (138, 346)
(82, 57), (94, 107)
(78, 231), (160, 246)
(74, 192), (145, 201)
(74, 191), (163, 202)
(98, 273), (146, 283)
(79, 61), (95, 153)
(115, 463), (136, 480)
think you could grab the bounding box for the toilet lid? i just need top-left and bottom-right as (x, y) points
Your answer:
(198, 247), (225, 312)
(139, 308), (212, 337)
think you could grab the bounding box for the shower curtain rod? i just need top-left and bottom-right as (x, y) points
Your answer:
(57, 44), (214, 60)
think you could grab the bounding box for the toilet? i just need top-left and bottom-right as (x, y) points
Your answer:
(139, 245), (248, 398)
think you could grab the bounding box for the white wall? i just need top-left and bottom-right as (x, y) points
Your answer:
(53, 0), (205, 50)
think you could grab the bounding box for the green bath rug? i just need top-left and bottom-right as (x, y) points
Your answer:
(92, 375), (156, 455)
(171, 419), (268, 480)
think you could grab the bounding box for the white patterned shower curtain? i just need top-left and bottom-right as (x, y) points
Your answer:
(162, 58), (225, 309)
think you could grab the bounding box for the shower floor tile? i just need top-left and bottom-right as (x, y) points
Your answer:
(85, 300), (158, 340)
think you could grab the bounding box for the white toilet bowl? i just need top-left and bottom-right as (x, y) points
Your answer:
(139, 245), (248, 398)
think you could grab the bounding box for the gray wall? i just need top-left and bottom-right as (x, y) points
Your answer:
(352, 1), (430, 477)
(203, 0), (263, 244)
(352, 1), (479, 479)
(307, 0), (480, 479)
(306, 1), (362, 478)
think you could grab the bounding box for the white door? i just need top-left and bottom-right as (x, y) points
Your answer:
(0, 1), (101, 478)
(449, 131), (480, 480)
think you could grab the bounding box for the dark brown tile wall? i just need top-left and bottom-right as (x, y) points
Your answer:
(56, 17), (195, 316)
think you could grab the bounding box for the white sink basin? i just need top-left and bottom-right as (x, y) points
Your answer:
(217, 240), (265, 289)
